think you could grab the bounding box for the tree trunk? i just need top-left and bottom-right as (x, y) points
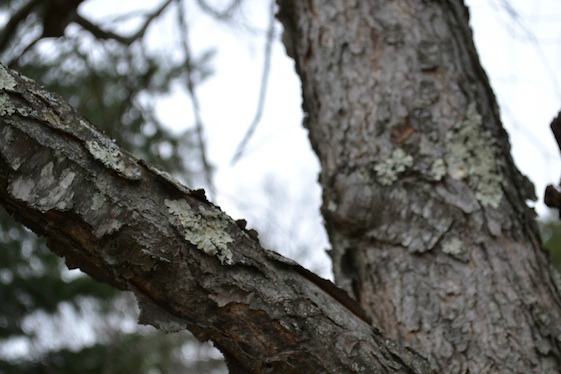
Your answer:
(277, 0), (561, 372)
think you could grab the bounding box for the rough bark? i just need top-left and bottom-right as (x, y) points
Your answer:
(277, 0), (561, 372)
(0, 66), (432, 372)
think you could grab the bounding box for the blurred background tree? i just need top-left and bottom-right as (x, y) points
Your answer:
(0, 0), (245, 372)
(541, 216), (561, 272)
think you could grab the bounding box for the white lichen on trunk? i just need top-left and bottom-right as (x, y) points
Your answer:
(374, 148), (414, 185)
(165, 199), (234, 265)
(430, 158), (446, 181)
(444, 103), (503, 208)
(441, 237), (465, 256)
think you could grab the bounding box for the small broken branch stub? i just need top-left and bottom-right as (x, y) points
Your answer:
(546, 110), (561, 218)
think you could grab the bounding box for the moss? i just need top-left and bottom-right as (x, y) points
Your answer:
(165, 199), (234, 265)
(374, 148), (413, 185)
(444, 103), (503, 208)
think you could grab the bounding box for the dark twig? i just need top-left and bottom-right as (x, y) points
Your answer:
(0, 0), (41, 55)
(76, 0), (173, 45)
(545, 111), (561, 217)
(41, 0), (84, 37)
(550, 111), (561, 153)
(7, 34), (42, 69)
(128, 0), (174, 41)
(177, 0), (215, 197)
(75, 14), (132, 44)
(5, 0), (173, 66)
(195, 0), (242, 20)
(230, 0), (276, 165)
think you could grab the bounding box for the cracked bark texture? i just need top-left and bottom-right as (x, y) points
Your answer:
(278, 0), (561, 372)
(0, 67), (433, 372)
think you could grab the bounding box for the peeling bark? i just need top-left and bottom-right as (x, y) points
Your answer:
(277, 0), (561, 372)
(0, 66), (431, 372)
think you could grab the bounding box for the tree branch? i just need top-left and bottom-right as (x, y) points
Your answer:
(177, 0), (215, 197)
(75, 0), (173, 45)
(231, 0), (276, 165)
(545, 111), (561, 217)
(0, 0), (42, 54)
(0, 65), (432, 373)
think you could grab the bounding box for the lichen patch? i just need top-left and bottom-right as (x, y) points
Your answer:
(0, 65), (16, 91)
(430, 158), (446, 181)
(91, 193), (106, 211)
(0, 93), (14, 116)
(441, 237), (469, 262)
(374, 148), (413, 185)
(444, 103), (503, 208)
(86, 140), (141, 181)
(442, 238), (463, 256)
(165, 199), (234, 265)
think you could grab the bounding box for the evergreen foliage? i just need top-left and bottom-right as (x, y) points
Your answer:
(0, 1), (229, 372)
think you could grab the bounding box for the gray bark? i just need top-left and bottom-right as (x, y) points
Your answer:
(277, 0), (561, 372)
(0, 66), (430, 372)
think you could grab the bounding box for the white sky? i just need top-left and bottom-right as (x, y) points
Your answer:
(80, 0), (561, 276)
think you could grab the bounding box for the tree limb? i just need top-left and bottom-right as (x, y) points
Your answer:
(75, 0), (173, 45)
(0, 0), (42, 54)
(0, 65), (432, 373)
(545, 111), (561, 217)
(231, 0), (276, 165)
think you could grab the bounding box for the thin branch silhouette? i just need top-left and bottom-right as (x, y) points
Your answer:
(231, 0), (276, 165)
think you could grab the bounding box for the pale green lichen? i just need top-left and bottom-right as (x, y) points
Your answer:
(444, 103), (503, 208)
(165, 199), (234, 265)
(430, 158), (446, 181)
(374, 148), (413, 185)
(86, 140), (141, 181)
(91, 193), (105, 211)
(0, 65), (16, 90)
(0, 65), (16, 116)
(0, 93), (14, 116)
(442, 238), (464, 256)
